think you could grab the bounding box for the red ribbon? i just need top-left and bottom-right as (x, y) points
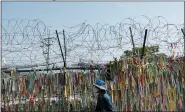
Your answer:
(44, 75), (46, 86)
(140, 75), (144, 85)
(167, 64), (174, 72)
(133, 57), (137, 65)
(29, 94), (36, 104)
(128, 104), (131, 112)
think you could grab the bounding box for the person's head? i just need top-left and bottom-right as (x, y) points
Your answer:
(93, 80), (107, 94)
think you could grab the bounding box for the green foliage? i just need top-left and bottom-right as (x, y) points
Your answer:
(122, 45), (160, 57)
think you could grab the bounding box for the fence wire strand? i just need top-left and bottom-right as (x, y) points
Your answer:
(2, 16), (184, 68)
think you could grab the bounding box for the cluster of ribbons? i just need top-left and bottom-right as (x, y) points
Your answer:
(107, 55), (185, 111)
(1, 55), (184, 111)
(64, 68), (100, 111)
(1, 70), (67, 111)
(1, 68), (99, 111)
(2, 72), (61, 98)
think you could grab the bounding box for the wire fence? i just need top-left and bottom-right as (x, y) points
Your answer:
(1, 16), (185, 112)
(2, 16), (184, 69)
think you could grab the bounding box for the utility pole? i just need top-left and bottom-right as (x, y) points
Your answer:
(47, 35), (50, 73)
(56, 30), (65, 68)
(41, 30), (52, 73)
(63, 30), (67, 68)
(129, 27), (135, 50)
(141, 29), (148, 60)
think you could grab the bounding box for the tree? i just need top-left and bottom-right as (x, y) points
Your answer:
(122, 45), (160, 58)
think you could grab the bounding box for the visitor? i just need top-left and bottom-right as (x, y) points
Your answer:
(93, 80), (114, 112)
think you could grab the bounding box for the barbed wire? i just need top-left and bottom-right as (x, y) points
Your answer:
(2, 15), (184, 69)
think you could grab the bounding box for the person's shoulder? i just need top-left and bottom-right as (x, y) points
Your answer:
(103, 93), (111, 100)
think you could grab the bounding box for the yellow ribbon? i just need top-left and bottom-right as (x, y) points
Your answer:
(169, 99), (176, 111)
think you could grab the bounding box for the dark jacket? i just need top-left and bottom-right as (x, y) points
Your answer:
(95, 92), (114, 112)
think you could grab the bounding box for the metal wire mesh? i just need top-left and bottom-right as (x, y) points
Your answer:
(2, 16), (184, 69)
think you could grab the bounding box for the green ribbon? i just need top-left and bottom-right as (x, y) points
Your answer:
(133, 103), (136, 112)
